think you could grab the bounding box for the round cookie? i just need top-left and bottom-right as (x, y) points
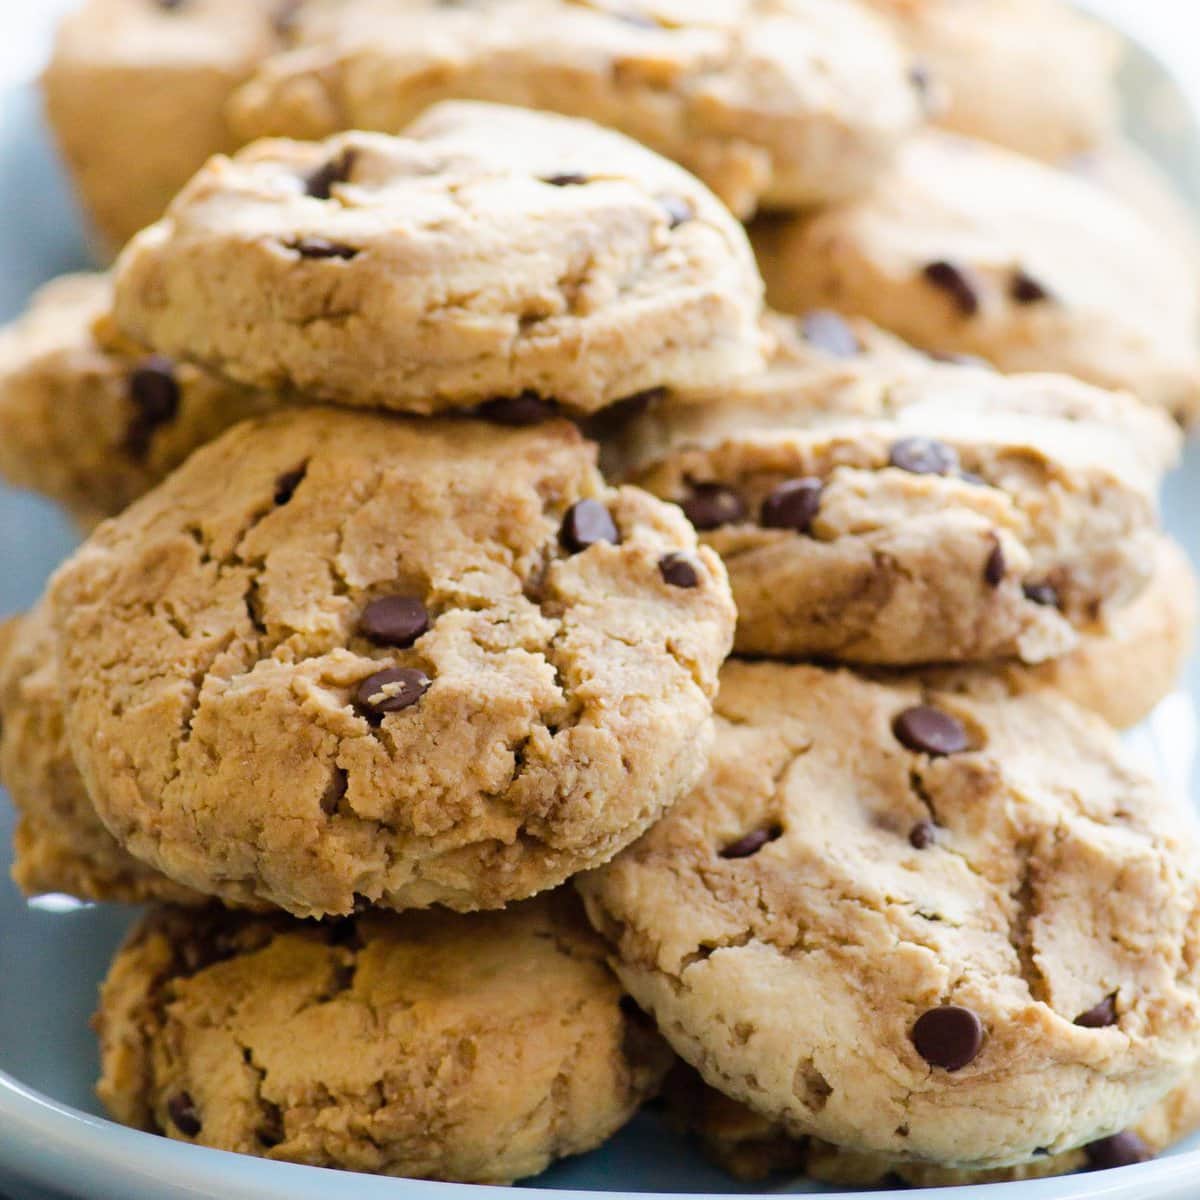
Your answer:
(229, 0), (927, 220)
(752, 132), (1200, 423)
(616, 351), (1178, 664)
(0, 273), (282, 527)
(113, 101), (765, 416)
(577, 660), (1200, 1168)
(48, 406), (735, 917)
(42, 0), (288, 254)
(96, 893), (672, 1183)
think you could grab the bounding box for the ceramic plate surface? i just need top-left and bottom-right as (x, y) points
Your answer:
(1, 9), (1199, 1200)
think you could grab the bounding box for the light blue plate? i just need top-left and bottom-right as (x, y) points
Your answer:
(2, 28), (1200, 1200)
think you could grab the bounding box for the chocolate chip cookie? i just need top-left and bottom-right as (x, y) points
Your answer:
(113, 101), (765, 416)
(578, 660), (1200, 1168)
(47, 406), (735, 917)
(96, 894), (672, 1183)
(752, 132), (1200, 423)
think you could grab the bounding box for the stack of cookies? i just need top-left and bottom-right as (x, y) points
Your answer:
(1, 0), (1200, 1190)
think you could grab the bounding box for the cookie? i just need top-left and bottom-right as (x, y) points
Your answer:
(665, 1063), (1200, 1185)
(229, 0), (927, 220)
(0, 273), (282, 527)
(96, 893), (672, 1183)
(752, 132), (1200, 423)
(42, 0), (288, 253)
(578, 660), (1200, 1168)
(113, 101), (765, 416)
(616, 347), (1178, 664)
(864, 0), (1120, 161)
(47, 406), (735, 917)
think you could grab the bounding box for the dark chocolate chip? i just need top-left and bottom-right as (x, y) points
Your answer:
(760, 478), (823, 533)
(911, 1005), (983, 1071)
(889, 436), (959, 476)
(1074, 994), (1118, 1028)
(359, 596), (429, 647)
(893, 705), (970, 757)
(354, 667), (431, 717)
(658, 194), (695, 229)
(720, 825), (782, 859)
(476, 393), (557, 426)
(680, 483), (746, 531)
(659, 553), (700, 589)
(305, 148), (356, 199)
(273, 466), (306, 506)
(560, 499), (619, 553)
(125, 355), (181, 457)
(289, 236), (358, 259)
(543, 172), (589, 187)
(909, 820), (936, 850)
(1011, 270), (1051, 305)
(923, 260), (981, 317)
(167, 1092), (202, 1137)
(1085, 1131), (1151, 1171)
(801, 310), (860, 358)
(984, 540), (1006, 588)
(1023, 581), (1060, 608)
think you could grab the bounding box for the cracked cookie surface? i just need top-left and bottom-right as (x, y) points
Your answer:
(616, 342), (1179, 664)
(48, 406), (735, 917)
(113, 101), (765, 416)
(752, 132), (1200, 423)
(95, 893), (672, 1183)
(577, 660), (1200, 1168)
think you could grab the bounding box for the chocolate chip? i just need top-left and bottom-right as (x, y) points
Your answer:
(167, 1092), (202, 1137)
(543, 172), (589, 187)
(1074, 994), (1118, 1028)
(909, 820), (936, 850)
(720, 825), (782, 859)
(893, 705), (970, 757)
(1085, 1131), (1151, 1171)
(354, 667), (431, 717)
(1023, 581), (1060, 608)
(984, 540), (1006, 588)
(760, 478), (823, 533)
(911, 1005), (983, 1071)
(288, 237), (358, 259)
(125, 355), (181, 457)
(560, 499), (619, 553)
(680, 484), (745, 531)
(800, 310), (860, 358)
(359, 596), (429, 647)
(305, 148), (356, 200)
(1011, 270), (1051, 305)
(658, 553), (700, 589)
(923, 260), (981, 317)
(889, 436), (959, 476)
(273, 465), (306, 506)
(476, 393), (556, 426)
(658, 194), (695, 229)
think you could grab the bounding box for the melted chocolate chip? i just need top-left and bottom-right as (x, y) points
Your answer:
(305, 148), (356, 200)
(476, 393), (556, 426)
(659, 194), (695, 228)
(167, 1091), (202, 1137)
(801, 310), (860, 358)
(889, 436), (959, 476)
(273, 465), (306, 506)
(923, 260), (981, 317)
(359, 596), (429, 647)
(720, 825), (782, 860)
(289, 236), (358, 260)
(681, 484), (746, 531)
(984, 540), (1006, 588)
(125, 355), (181, 458)
(911, 1005), (983, 1071)
(1085, 1131), (1151, 1171)
(659, 553), (701, 589)
(893, 705), (970, 757)
(560, 499), (619, 553)
(760, 478), (823, 534)
(1011, 270), (1051, 305)
(1074, 994), (1118, 1028)
(354, 667), (431, 717)
(909, 820), (936, 850)
(1023, 581), (1060, 608)
(543, 172), (589, 187)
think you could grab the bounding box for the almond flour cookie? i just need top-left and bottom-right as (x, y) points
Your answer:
(229, 0), (927, 221)
(617, 354), (1178, 664)
(752, 133), (1200, 423)
(96, 894), (672, 1183)
(578, 660), (1200, 1169)
(0, 273), (283, 527)
(113, 102), (765, 416)
(48, 407), (735, 917)
(42, 0), (289, 253)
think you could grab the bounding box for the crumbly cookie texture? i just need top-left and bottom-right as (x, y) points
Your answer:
(49, 407), (735, 917)
(864, 0), (1120, 161)
(42, 0), (287, 254)
(113, 101), (765, 416)
(578, 660), (1200, 1168)
(0, 273), (283, 527)
(665, 1062), (1200, 1185)
(618, 347), (1178, 664)
(752, 132), (1200, 423)
(229, 0), (926, 220)
(96, 894), (672, 1184)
